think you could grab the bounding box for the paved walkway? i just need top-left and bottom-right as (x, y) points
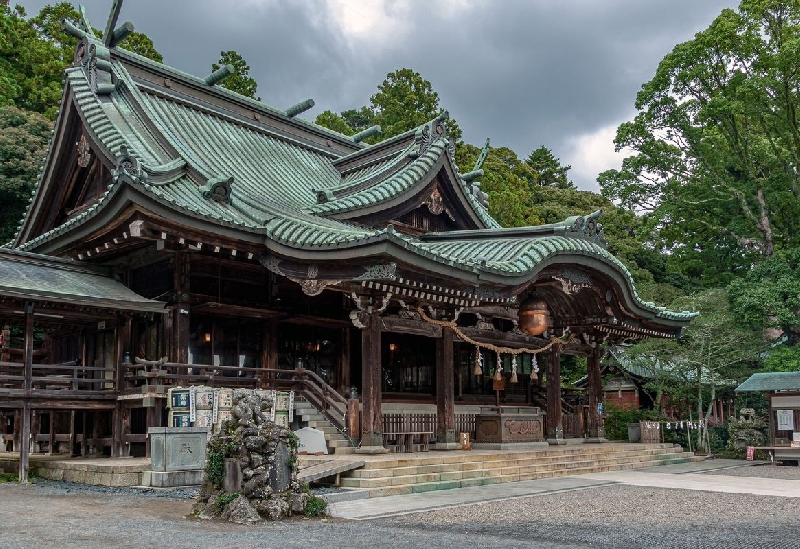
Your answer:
(328, 459), (797, 520)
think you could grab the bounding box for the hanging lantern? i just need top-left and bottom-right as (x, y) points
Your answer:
(518, 296), (550, 336)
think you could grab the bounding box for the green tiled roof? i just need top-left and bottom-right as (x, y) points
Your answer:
(11, 39), (695, 326)
(0, 248), (164, 313)
(736, 372), (800, 392)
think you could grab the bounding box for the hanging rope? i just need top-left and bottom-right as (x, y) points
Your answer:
(417, 306), (571, 357)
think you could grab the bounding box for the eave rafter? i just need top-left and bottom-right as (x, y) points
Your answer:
(261, 251), (517, 306)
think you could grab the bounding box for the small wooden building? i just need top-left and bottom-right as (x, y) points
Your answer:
(1, 0), (697, 464)
(0, 248), (164, 479)
(736, 372), (800, 463)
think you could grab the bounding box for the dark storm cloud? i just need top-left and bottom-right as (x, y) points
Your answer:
(17, 0), (736, 189)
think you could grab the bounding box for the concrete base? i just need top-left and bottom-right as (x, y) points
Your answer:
(432, 442), (462, 451)
(355, 446), (390, 454)
(319, 488), (370, 504)
(585, 437), (609, 444)
(547, 438), (569, 446)
(142, 469), (205, 488)
(472, 441), (550, 451)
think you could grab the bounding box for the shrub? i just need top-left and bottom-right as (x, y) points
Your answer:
(214, 492), (239, 512)
(602, 404), (660, 441)
(304, 494), (327, 518)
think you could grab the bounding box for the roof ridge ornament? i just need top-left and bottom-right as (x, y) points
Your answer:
(201, 176), (234, 205)
(409, 111), (450, 158)
(351, 126), (382, 143)
(66, 10), (116, 96)
(204, 64), (235, 87)
(284, 99), (315, 118)
(558, 209), (607, 248)
(112, 145), (147, 185)
(473, 138), (490, 172)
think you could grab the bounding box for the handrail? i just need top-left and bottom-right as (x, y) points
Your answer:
(0, 361), (116, 392)
(290, 368), (348, 433)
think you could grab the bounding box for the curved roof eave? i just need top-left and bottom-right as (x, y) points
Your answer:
(262, 226), (696, 325)
(18, 183), (267, 255)
(306, 135), (499, 229)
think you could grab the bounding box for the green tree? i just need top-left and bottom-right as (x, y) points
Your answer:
(455, 143), (540, 227)
(599, 0), (800, 280)
(370, 68), (461, 139)
(1, 3), (163, 119)
(314, 110), (355, 135)
(0, 4), (64, 118)
(340, 107), (374, 133)
(526, 146), (575, 189)
(30, 3), (162, 65)
(728, 247), (800, 344)
(621, 288), (764, 452)
(212, 50), (259, 100)
(0, 105), (50, 242)
(315, 68), (461, 142)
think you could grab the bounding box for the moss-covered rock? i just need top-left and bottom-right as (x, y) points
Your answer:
(193, 389), (305, 522)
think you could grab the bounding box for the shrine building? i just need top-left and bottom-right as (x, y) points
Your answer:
(0, 1), (696, 469)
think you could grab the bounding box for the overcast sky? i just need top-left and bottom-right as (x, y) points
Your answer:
(19, 0), (736, 191)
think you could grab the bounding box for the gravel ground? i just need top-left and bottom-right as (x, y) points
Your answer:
(386, 484), (800, 549)
(1, 470), (798, 549)
(700, 462), (800, 480)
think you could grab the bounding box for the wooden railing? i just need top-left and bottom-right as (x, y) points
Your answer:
(455, 413), (477, 439)
(0, 361), (116, 395)
(562, 406), (588, 438)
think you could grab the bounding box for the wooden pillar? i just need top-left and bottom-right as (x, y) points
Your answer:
(340, 327), (351, 394)
(19, 403), (31, 483)
(546, 344), (564, 444)
(19, 301), (34, 483)
(435, 326), (456, 446)
(23, 302), (33, 393)
(113, 317), (131, 457)
(171, 252), (190, 363)
(48, 411), (55, 455)
(358, 313), (384, 449)
(121, 405), (131, 457)
(112, 403), (122, 457)
(68, 410), (77, 456)
(31, 411), (41, 453)
(263, 318), (277, 387)
(587, 345), (605, 440)
(80, 412), (88, 456)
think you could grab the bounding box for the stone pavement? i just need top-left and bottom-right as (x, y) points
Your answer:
(328, 459), (797, 520)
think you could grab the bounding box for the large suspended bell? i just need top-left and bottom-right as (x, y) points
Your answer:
(518, 296), (550, 336)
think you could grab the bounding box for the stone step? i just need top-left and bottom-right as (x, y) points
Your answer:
(305, 424), (342, 435)
(345, 454), (698, 495)
(356, 448), (680, 470)
(342, 452), (693, 488)
(295, 412), (329, 423)
(348, 453), (671, 480)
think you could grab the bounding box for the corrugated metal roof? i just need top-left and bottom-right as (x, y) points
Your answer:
(736, 372), (800, 392)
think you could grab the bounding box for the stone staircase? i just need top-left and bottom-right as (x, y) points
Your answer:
(293, 398), (356, 455)
(337, 443), (703, 498)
